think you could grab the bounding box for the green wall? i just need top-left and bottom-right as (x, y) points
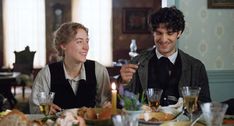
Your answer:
(175, 0), (234, 102)
(177, 0), (234, 70)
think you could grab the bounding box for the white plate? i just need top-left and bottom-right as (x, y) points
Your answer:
(0, 72), (13, 76)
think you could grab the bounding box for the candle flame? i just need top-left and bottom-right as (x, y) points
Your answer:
(111, 82), (116, 90)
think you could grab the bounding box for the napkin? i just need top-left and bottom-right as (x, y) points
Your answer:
(158, 97), (183, 116)
(140, 98), (183, 121)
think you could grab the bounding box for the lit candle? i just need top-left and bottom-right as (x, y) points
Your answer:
(111, 82), (117, 114)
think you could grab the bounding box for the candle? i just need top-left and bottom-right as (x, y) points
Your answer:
(111, 82), (117, 114)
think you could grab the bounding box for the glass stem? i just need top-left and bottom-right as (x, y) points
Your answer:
(190, 113), (193, 122)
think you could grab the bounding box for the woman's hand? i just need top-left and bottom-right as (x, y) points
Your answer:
(49, 103), (61, 115)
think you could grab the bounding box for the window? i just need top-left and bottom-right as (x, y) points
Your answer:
(162, 0), (176, 7)
(3, 0), (45, 68)
(72, 0), (112, 66)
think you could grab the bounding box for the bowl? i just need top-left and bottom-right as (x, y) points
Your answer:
(84, 108), (121, 126)
(85, 118), (113, 126)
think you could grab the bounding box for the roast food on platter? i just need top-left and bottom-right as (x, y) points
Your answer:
(0, 107), (117, 126)
(0, 109), (30, 126)
(0, 109), (49, 126)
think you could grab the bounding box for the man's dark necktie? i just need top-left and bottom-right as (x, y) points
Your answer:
(157, 57), (171, 90)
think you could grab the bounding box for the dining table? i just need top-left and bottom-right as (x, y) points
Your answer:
(0, 72), (21, 108)
(25, 112), (234, 126)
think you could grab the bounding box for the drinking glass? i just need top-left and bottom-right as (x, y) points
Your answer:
(146, 88), (163, 111)
(37, 92), (55, 116)
(201, 102), (228, 126)
(112, 114), (138, 126)
(180, 86), (201, 121)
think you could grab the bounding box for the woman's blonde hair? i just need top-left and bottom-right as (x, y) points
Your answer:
(53, 22), (88, 57)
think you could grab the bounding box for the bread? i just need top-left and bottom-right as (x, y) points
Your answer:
(85, 108), (97, 119)
(0, 109), (31, 126)
(98, 108), (112, 120)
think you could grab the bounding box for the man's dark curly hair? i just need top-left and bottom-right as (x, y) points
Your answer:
(149, 6), (185, 33)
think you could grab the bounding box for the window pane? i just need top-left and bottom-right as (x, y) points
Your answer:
(3, 0), (45, 68)
(72, 0), (113, 66)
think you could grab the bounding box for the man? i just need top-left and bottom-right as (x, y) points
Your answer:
(120, 7), (211, 106)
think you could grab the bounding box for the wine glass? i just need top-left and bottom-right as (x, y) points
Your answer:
(37, 92), (55, 116)
(201, 102), (228, 126)
(146, 88), (163, 112)
(180, 86), (201, 122)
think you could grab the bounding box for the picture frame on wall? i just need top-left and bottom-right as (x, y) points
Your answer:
(208, 0), (234, 9)
(122, 8), (152, 34)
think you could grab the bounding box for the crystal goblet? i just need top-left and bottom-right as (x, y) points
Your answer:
(146, 88), (163, 111)
(37, 92), (55, 116)
(181, 86), (201, 122)
(201, 102), (228, 126)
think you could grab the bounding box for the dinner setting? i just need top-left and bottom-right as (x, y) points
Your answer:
(0, 0), (234, 126)
(0, 86), (232, 126)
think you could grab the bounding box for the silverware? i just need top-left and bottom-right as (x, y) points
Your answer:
(55, 109), (65, 116)
(191, 114), (202, 126)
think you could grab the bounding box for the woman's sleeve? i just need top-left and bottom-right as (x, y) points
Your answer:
(29, 66), (51, 114)
(94, 62), (111, 107)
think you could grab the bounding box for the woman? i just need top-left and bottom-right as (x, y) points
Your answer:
(29, 22), (111, 114)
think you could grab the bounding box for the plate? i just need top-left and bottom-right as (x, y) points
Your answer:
(0, 72), (13, 76)
(138, 119), (162, 125)
(160, 121), (205, 126)
(138, 112), (176, 125)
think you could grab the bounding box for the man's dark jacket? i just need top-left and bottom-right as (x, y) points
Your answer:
(126, 48), (211, 103)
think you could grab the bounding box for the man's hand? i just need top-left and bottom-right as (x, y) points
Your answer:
(120, 64), (138, 83)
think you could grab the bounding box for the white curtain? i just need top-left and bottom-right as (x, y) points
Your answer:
(3, 0), (46, 68)
(72, 0), (113, 66)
